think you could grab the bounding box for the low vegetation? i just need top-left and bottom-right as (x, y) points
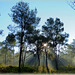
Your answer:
(0, 64), (75, 73)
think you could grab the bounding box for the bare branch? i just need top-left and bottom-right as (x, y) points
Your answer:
(67, 0), (75, 10)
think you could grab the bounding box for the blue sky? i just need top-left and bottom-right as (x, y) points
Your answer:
(0, 0), (75, 44)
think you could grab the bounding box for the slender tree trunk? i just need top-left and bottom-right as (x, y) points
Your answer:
(55, 55), (58, 70)
(54, 47), (58, 70)
(37, 47), (40, 66)
(23, 50), (26, 67)
(19, 31), (24, 73)
(5, 51), (7, 64)
(19, 45), (22, 73)
(13, 47), (14, 65)
(21, 52), (24, 67)
(45, 49), (49, 73)
(5, 45), (7, 65)
(43, 52), (44, 72)
(53, 41), (58, 70)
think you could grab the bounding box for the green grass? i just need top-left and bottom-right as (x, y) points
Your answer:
(57, 64), (75, 73)
(0, 63), (75, 73)
(0, 63), (36, 73)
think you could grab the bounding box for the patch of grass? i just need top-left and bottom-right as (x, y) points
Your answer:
(57, 64), (75, 73)
(0, 64), (36, 73)
(0, 64), (18, 73)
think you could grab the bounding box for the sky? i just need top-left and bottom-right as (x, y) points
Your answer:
(0, 0), (75, 46)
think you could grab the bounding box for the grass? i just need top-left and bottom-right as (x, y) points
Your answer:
(0, 63), (36, 73)
(0, 63), (75, 73)
(57, 64), (75, 73)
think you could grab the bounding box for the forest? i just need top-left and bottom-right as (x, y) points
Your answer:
(0, 0), (75, 74)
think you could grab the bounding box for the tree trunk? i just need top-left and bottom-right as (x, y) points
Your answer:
(19, 45), (22, 73)
(5, 51), (7, 64)
(19, 31), (24, 73)
(43, 52), (44, 72)
(45, 49), (49, 73)
(5, 45), (7, 65)
(23, 50), (26, 67)
(13, 47), (14, 65)
(53, 41), (58, 70)
(37, 47), (40, 67)
(55, 55), (58, 70)
(21, 52), (24, 67)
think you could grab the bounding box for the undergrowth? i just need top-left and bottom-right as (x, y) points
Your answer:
(0, 63), (75, 73)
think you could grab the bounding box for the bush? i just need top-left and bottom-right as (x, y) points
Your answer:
(0, 64), (18, 73)
(57, 64), (75, 73)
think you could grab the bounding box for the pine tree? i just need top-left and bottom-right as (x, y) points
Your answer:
(42, 17), (69, 70)
(9, 1), (40, 72)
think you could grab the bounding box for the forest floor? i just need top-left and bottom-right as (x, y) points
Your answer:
(0, 64), (75, 73)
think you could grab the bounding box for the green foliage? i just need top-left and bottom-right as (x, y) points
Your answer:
(0, 50), (19, 65)
(6, 33), (16, 45)
(0, 64), (36, 73)
(0, 64), (18, 73)
(57, 65), (75, 73)
(42, 17), (69, 48)
(0, 30), (3, 35)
